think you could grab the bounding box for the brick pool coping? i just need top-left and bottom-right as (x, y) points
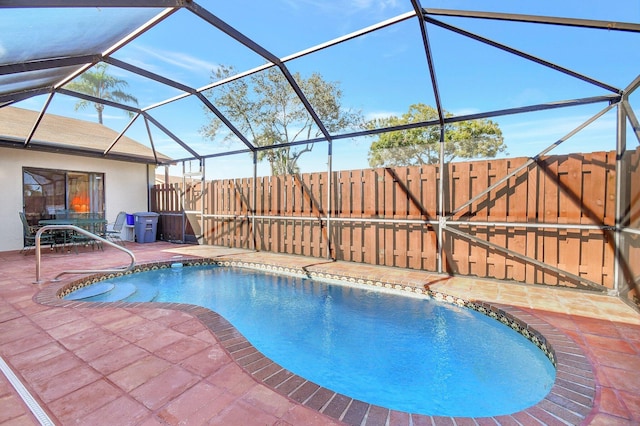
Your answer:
(35, 258), (596, 425)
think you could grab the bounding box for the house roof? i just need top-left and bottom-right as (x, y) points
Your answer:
(0, 106), (170, 163)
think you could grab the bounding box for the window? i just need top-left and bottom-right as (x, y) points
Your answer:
(22, 167), (104, 225)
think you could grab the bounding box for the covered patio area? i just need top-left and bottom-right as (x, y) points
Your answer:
(0, 242), (638, 425)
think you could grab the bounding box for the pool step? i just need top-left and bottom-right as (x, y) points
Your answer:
(80, 283), (137, 302)
(63, 282), (115, 300)
(124, 286), (158, 303)
(64, 282), (158, 303)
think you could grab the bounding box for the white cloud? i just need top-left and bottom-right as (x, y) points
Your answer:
(351, 0), (400, 12)
(364, 110), (402, 121)
(281, 0), (401, 16)
(126, 45), (220, 79)
(449, 107), (481, 116)
(498, 112), (618, 156)
(502, 113), (615, 141)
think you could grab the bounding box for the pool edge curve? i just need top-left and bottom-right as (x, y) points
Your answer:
(34, 258), (595, 425)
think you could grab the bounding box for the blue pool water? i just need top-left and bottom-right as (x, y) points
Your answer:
(64, 265), (555, 417)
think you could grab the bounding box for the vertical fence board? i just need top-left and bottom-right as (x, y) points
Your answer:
(384, 169), (395, 266)
(448, 164), (464, 273)
(525, 164), (539, 282)
(254, 177), (262, 216)
(508, 158), (528, 223)
(285, 175), (294, 216)
(506, 160), (527, 281)
(583, 152), (605, 224)
(352, 170), (363, 262)
(468, 164), (483, 276)
(466, 161), (481, 220)
(542, 158), (559, 284)
(557, 157), (580, 278)
(392, 168), (407, 267)
(605, 152), (617, 227)
(394, 168), (408, 218)
(479, 161), (493, 277)
(488, 161), (507, 279)
(362, 169), (375, 217)
(625, 147), (640, 301)
(317, 172), (327, 257)
(420, 166), (437, 219)
(406, 167), (420, 219)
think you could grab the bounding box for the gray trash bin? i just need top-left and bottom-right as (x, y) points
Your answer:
(134, 212), (159, 243)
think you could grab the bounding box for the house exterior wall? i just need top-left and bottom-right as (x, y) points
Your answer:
(1, 147), (153, 252)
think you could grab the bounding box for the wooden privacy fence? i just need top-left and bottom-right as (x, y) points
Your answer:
(151, 148), (640, 293)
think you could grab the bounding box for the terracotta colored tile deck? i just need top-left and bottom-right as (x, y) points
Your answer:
(1, 242), (639, 425)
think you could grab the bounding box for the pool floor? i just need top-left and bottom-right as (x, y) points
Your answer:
(2, 242), (639, 425)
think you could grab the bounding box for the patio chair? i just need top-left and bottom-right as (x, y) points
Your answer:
(71, 213), (105, 254)
(105, 211), (127, 246)
(19, 212), (55, 254)
(71, 232), (103, 254)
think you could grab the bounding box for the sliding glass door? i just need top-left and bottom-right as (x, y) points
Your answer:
(22, 167), (105, 225)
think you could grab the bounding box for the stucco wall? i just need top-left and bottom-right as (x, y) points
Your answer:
(1, 147), (153, 252)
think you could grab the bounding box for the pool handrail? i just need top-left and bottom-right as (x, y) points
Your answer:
(34, 224), (136, 284)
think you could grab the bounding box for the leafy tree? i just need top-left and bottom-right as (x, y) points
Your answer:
(65, 63), (138, 124)
(367, 104), (506, 167)
(202, 65), (363, 175)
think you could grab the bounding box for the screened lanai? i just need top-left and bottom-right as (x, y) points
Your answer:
(1, 1), (639, 308)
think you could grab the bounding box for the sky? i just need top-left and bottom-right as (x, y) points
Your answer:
(7, 0), (640, 179)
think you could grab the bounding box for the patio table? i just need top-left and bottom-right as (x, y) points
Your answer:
(38, 218), (107, 251)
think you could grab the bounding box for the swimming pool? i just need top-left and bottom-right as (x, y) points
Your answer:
(62, 263), (556, 417)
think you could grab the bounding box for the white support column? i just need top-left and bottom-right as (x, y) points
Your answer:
(252, 151), (258, 251)
(326, 140), (333, 260)
(200, 158), (205, 245)
(437, 126), (445, 274)
(612, 101), (627, 296)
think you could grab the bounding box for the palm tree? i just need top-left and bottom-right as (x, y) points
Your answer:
(65, 63), (138, 124)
